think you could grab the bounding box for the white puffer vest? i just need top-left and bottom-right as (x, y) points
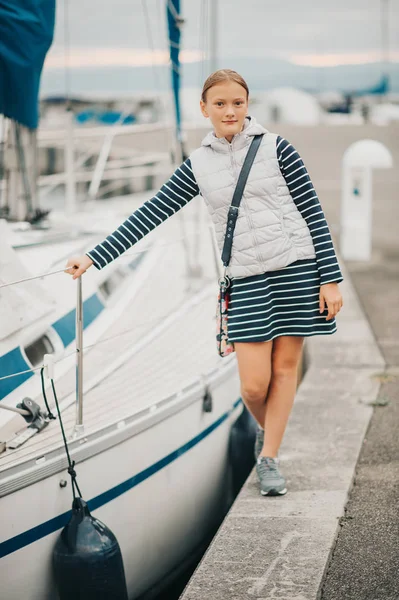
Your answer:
(189, 116), (316, 279)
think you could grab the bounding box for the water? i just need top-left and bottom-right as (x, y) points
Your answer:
(41, 0), (399, 98)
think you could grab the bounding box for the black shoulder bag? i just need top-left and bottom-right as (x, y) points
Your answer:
(216, 134), (263, 357)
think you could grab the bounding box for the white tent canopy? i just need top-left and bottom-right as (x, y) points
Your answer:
(260, 87), (322, 125)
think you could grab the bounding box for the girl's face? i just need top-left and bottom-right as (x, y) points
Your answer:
(200, 80), (248, 143)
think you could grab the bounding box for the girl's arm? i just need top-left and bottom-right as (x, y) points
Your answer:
(86, 158), (199, 270)
(276, 136), (343, 286)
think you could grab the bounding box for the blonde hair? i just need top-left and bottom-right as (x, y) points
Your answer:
(201, 69), (249, 102)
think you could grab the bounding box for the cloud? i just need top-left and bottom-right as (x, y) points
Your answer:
(288, 50), (399, 67)
(44, 45), (399, 72)
(45, 48), (203, 69)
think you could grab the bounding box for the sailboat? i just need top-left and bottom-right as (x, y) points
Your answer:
(0, 2), (245, 598)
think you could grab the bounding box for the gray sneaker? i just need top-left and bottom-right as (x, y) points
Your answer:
(254, 425), (265, 461)
(256, 456), (287, 496)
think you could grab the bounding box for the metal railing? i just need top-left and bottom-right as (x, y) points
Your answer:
(0, 117), (175, 219)
(0, 227), (221, 441)
(73, 277), (84, 438)
(39, 120), (174, 203)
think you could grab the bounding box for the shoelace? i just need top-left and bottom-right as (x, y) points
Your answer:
(257, 457), (280, 478)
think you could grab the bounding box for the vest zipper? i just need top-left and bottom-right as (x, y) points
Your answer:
(228, 142), (237, 174)
(245, 198), (265, 268)
(229, 141), (265, 270)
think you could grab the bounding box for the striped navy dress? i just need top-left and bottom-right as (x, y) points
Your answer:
(87, 135), (343, 343)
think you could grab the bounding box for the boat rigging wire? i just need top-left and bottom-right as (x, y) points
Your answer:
(199, 0), (209, 85)
(141, 0), (164, 101)
(41, 368), (83, 499)
(0, 230), (202, 289)
(0, 286), (207, 383)
(63, 0), (71, 109)
(0, 266), (75, 289)
(0, 367), (44, 383)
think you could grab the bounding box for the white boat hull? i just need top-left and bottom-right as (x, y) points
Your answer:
(0, 372), (242, 599)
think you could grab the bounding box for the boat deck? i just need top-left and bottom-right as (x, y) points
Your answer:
(0, 196), (226, 476)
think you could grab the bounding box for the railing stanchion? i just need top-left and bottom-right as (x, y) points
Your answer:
(71, 276), (84, 438)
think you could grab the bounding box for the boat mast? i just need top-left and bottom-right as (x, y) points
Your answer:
(63, 0), (77, 215)
(3, 121), (39, 222)
(0, 1), (55, 222)
(166, 0), (198, 284)
(381, 0), (390, 100)
(166, 0), (186, 162)
(209, 0), (218, 73)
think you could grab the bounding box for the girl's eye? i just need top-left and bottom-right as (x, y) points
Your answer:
(215, 101), (243, 107)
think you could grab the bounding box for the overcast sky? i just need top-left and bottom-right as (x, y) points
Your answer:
(46, 0), (399, 71)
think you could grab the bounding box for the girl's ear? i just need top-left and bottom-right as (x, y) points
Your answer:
(200, 100), (209, 118)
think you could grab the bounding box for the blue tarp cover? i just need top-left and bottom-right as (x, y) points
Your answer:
(0, 0), (55, 129)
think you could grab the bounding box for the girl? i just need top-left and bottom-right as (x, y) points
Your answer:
(65, 69), (343, 497)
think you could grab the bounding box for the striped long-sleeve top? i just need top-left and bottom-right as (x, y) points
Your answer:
(87, 136), (343, 286)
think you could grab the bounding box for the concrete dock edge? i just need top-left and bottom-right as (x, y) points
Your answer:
(180, 255), (385, 600)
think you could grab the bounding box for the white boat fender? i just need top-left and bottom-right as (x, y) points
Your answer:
(41, 371), (129, 600)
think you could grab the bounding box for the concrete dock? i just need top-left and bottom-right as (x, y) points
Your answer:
(179, 125), (398, 599)
(179, 255), (384, 599)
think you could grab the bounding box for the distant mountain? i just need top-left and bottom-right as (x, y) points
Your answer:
(219, 57), (399, 95)
(41, 56), (399, 97)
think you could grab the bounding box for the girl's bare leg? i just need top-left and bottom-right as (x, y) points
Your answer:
(260, 336), (304, 458)
(234, 340), (273, 428)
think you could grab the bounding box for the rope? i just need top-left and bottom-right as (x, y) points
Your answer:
(0, 404), (31, 416)
(0, 287), (208, 382)
(40, 368), (82, 500)
(0, 231), (210, 385)
(0, 366), (43, 382)
(0, 231), (202, 289)
(81, 292), (199, 351)
(0, 266), (75, 289)
(40, 367), (57, 420)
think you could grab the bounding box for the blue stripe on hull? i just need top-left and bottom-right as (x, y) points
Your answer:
(0, 294), (104, 401)
(52, 293), (104, 347)
(0, 398), (242, 559)
(0, 348), (33, 400)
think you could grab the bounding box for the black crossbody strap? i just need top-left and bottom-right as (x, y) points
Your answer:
(221, 134), (263, 267)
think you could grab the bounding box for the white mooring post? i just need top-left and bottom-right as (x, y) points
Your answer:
(341, 140), (393, 261)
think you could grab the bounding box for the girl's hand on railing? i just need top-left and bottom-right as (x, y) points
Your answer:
(65, 255), (94, 280)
